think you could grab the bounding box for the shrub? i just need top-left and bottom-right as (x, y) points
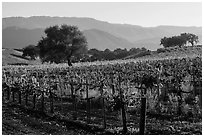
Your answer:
(157, 48), (166, 53)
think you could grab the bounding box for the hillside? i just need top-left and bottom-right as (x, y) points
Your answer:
(2, 27), (45, 49)
(2, 16), (202, 50)
(2, 48), (41, 66)
(126, 45), (202, 60)
(2, 45), (202, 66)
(2, 27), (135, 50)
(83, 29), (134, 50)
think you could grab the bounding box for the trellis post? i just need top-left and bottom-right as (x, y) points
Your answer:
(33, 94), (36, 109)
(118, 74), (127, 134)
(18, 89), (21, 104)
(139, 86), (147, 135)
(7, 87), (10, 100)
(71, 81), (77, 120)
(12, 88), (15, 102)
(100, 83), (106, 129)
(86, 79), (91, 124)
(50, 90), (54, 113)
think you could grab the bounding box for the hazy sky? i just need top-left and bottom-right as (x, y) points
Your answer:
(2, 2), (202, 27)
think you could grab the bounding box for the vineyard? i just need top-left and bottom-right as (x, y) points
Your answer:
(2, 56), (202, 135)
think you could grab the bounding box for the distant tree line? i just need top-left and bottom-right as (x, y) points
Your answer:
(22, 24), (199, 65)
(22, 24), (150, 64)
(160, 33), (199, 48)
(22, 44), (148, 63)
(72, 47), (148, 62)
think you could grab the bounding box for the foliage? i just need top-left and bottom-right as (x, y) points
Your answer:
(22, 45), (39, 60)
(84, 47), (148, 62)
(157, 48), (166, 53)
(2, 56), (202, 116)
(37, 25), (88, 66)
(160, 33), (199, 48)
(2, 56), (202, 135)
(180, 33), (199, 46)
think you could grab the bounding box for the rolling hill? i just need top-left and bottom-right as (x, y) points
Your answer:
(2, 48), (41, 66)
(83, 29), (134, 50)
(2, 27), (45, 49)
(2, 16), (202, 50)
(125, 45), (202, 60)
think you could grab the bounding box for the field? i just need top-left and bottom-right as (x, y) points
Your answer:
(2, 45), (202, 66)
(2, 47), (202, 135)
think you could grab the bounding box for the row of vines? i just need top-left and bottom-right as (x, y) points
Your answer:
(2, 56), (202, 134)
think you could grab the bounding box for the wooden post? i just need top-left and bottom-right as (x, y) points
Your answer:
(71, 82), (77, 120)
(71, 82), (74, 99)
(192, 66), (196, 97)
(50, 90), (54, 113)
(118, 74), (127, 134)
(86, 80), (90, 124)
(58, 76), (63, 112)
(139, 87), (147, 135)
(33, 94), (36, 109)
(177, 91), (182, 116)
(73, 94), (77, 120)
(199, 81), (202, 108)
(7, 87), (10, 100)
(111, 73), (115, 95)
(100, 83), (106, 129)
(12, 88), (15, 102)
(102, 95), (106, 129)
(18, 90), (21, 104)
(47, 78), (54, 113)
(41, 91), (44, 112)
(25, 89), (28, 106)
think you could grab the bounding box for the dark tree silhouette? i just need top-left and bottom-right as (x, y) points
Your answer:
(161, 35), (186, 48)
(37, 25), (88, 66)
(160, 33), (199, 48)
(22, 45), (39, 60)
(181, 33), (199, 46)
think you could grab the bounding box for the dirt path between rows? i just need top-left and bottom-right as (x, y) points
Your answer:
(2, 103), (95, 135)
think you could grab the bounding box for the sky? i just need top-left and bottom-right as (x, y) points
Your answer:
(2, 2), (202, 27)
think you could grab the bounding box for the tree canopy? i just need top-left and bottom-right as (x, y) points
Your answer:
(180, 33), (199, 46)
(37, 25), (88, 66)
(160, 33), (199, 48)
(22, 45), (39, 60)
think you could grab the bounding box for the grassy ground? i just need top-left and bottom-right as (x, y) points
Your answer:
(2, 102), (98, 135)
(2, 93), (202, 135)
(2, 48), (41, 66)
(2, 46), (202, 66)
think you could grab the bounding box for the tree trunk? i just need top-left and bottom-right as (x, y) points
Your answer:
(67, 58), (72, 66)
(191, 41), (194, 46)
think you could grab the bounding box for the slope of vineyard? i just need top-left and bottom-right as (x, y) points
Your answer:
(2, 54), (202, 135)
(2, 45), (202, 66)
(125, 45), (202, 60)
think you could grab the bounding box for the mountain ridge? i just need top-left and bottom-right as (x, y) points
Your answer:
(2, 16), (202, 50)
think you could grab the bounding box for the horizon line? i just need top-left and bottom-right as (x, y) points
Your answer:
(2, 15), (202, 28)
